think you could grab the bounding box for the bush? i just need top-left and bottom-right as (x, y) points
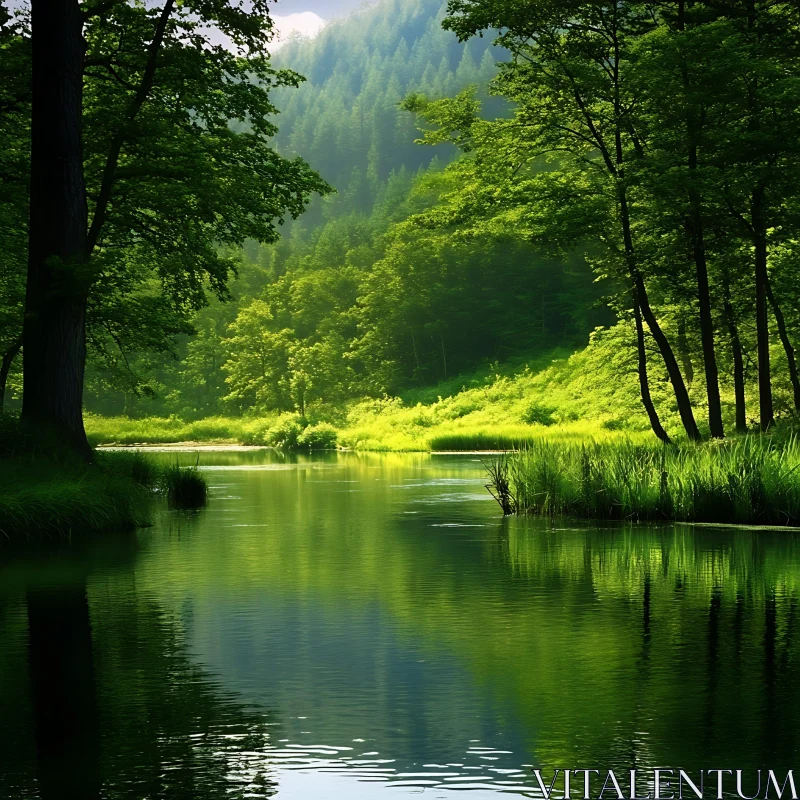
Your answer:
(268, 415), (305, 450)
(298, 423), (338, 450)
(521, 401), (557, 426)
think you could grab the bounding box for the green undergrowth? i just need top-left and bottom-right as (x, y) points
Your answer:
(85, 328), (800, 452)
(491, 436), (800, 526)
(0, 456), (153, 540)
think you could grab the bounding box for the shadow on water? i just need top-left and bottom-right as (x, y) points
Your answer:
(0, 534), (280, 800)
(27, 584), (100, 800)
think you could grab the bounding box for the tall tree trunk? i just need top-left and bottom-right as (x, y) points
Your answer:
(617, 165), (700, 441)
(752, 189), (774, 430)
(766, 276), (800, 414)
(722, 275), (747, 433)
(634, 294), (671, 444)
(22, 0), (91, 457)
(676, 315), (694, 385)
(634, 271), (702, 440)
(677, 1), (724, 438)
(0, 336), (22, 412)
(687, 190), (724, 438)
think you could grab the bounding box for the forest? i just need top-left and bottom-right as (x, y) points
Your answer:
(3, 0), (800, 526)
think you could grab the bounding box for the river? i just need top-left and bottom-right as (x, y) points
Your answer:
(1, 450), (799, 799)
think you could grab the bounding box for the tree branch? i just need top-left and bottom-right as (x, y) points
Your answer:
(86, 0), (175, 255)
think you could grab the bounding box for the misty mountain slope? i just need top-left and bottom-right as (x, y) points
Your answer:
(272, 0), (499, 219)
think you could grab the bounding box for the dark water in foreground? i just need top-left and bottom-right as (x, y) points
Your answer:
(2, 450), (800, 799)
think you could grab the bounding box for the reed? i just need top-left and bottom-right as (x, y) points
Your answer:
(159, 462), (209, 509)
(489, 436), (800, 526)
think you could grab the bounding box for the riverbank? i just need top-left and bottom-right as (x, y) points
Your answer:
(0, 417), (208, 538)
(83, 348), (651, 451)
(0, 456), (152, 539)
(490, 436), (800, 526)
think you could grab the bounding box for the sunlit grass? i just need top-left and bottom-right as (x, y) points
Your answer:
(85, 414), (279, 446)
(84, 336), (798, 454)
(490, 436), (800, 526)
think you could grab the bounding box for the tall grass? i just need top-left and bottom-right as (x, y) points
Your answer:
(0, 462), (152, 539)
(159, 461), (209, 509)
(491, 436), (800, 526)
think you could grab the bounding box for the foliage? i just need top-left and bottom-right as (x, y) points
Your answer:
(298, 422), (339, 450)
(0, 0), (331, 415)
(266, 414), (305, 450)
(81, 0), (606, 420)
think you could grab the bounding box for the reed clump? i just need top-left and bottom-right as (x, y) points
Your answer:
(159, 462), (209, 509)
(489, 436), (800, 526)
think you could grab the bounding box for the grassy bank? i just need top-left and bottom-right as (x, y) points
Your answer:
(491, 437), (800, 526)
(0, 457), (153, 539)
(84, 346), (649, 451)
(0, 417), (208, 538)
(84, 331), (799, 452)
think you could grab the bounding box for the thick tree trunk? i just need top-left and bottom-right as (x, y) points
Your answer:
(722, 278), (747, 433)
(22, 0), (91, 457)
(766, 277), (800, 414)
(752, 191), (774, 430)
(634, 295), (671, 444)
(0, 336), (22, 412)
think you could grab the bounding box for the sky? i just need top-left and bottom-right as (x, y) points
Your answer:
(258, 0), (381, 48)
(273, 0), (379, 18)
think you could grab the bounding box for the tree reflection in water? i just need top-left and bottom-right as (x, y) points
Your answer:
(1, 538), (280, 800)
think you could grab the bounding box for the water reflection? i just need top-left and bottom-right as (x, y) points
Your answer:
(27, 584), (100, 800)
(2, 452), (800, 798)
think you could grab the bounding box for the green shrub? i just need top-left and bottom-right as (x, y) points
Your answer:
(521, 401), (557, 426)
(601, 417), (628, 431)
(0, 413), (28, 458)
(268, 415), (305, 450)
(298, 423), (338, 450)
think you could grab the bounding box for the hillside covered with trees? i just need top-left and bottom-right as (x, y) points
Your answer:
(3, 0), (800, 450)
(16, 0), (608, 425)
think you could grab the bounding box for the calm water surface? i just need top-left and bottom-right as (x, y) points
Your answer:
(2, 450), (800, 799)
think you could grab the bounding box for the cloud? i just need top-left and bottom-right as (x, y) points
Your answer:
(272, 11), (327, 47)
